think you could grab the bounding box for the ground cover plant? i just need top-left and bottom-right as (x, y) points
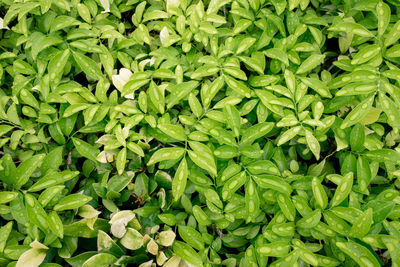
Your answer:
(1, 0), (400, 266)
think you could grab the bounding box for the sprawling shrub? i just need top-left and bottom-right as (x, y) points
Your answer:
(1, 0), (400, 266)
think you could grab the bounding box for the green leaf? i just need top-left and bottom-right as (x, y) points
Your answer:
(188, 93), (203, 117)
(329, 21), (374, 38)
(54, 194), (92, 211)
(278, 126), (301, 146)
(66, 253), (98, 267)
(331, 172), (353, 207)
(97, 230), (124, 257)
(77, 3), (91, 23)
(0, 222), (13, 253)
(224, 75), (252, 98)
(63, 104), (91, 118)
(349, 123), (365, 152)
(201, 76), (224, 108)
(147, 147), (185, 165)
(127, 142), (144, 157)
(28, 171), (79, 192)
(305, 130), (320, 160)
(378, 93), (400, 128)
(341, 96), (374, 129)
(158, 123), (186, 141)
(258, 241), (290, 257)
(48, 49), (70, 86)
(188, 141), (217, 177)
(252, 175), (292, 195)
(236, 37), (256, 54)
(72, 50), (103, 80)
(166, 81), (199, 109)
(312, 177), (328, 210)
(48, 211), (64, 238)
(357, 155), (372, 192)
(122, 79), (150, 97)
(99, 45), (114, 79)
(40, 146), (64, 174)
(336, 240), (380, 267)
(364, 149), (400, 163)
(384, 20), (400, 47)
(14, 154), (45, 187)
(172, 157), (188, 202)
(190, 66), (219, 79)
(296, 54), (325, 74)
(245, 179), (260, 221)
(30, 32), (62, 60)
(72, 137), (100, 162)
(221, 171), (247, 200)
(116, 148), (127, 175)
(349, 208), (373, 238)
(377, 1), (391, 36)
(178, 225), (204, 251)
(0, 191), (17, 204)
(223, 104), (241, 137)
(148, 81), (165, 114)
(173, 241), (203, 267)
(241, 122), (274, 144)
(82, 253), (117, 267)
(50, 16), (79, 32)
(264, 48), (289, 65)
(351, 44), (381, 65)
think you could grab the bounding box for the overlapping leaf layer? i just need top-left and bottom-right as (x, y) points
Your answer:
(1, 0), (400, 266)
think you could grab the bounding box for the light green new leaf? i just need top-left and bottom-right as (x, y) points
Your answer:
(16, 248), (47, 267)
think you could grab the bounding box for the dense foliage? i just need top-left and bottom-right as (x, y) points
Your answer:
(1, 0), (400, 266)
